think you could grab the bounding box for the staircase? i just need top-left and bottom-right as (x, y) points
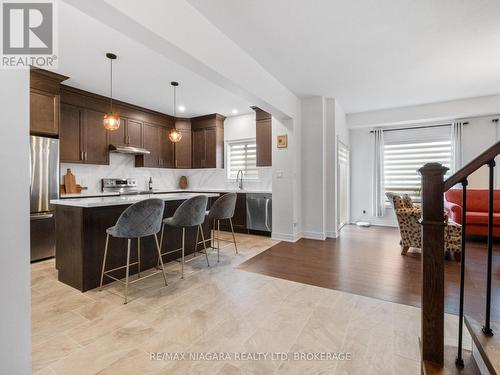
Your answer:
(419, 141), (500, 374)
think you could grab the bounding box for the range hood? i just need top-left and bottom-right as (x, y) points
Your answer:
(109, 144), (151, 155)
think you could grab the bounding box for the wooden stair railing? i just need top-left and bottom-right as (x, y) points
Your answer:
(419, 140), (500, 371)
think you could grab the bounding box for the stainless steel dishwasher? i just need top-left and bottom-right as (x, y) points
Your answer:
(246, 193), (272, 232)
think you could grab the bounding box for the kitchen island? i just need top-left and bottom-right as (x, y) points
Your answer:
(50, 193), (218, 292)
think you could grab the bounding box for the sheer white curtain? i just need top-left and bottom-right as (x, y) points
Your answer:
(372, 129), (385, 217)
(451, 121), (464, 173)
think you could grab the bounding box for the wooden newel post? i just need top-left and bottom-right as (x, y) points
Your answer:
(418, 162), (448, 366)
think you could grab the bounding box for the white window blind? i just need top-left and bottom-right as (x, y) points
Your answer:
(227, 140), (259, 180)
(384, 139), (452, 202)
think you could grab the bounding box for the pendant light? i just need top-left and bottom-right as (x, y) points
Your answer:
(168, 81), (182, 143)
(103, 53), (120, 131)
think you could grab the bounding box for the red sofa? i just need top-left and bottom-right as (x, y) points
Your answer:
(444, 189), (500, 237)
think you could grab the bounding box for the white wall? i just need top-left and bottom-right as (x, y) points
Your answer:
(333, 100), (349, 231)
(347, 94), (500, 128)
(300, 97), (348, 239)
(350, 114), (500, 227)
(271, 116), (300, 241)
(0, 70), (31, 374)
(463, 116), (499, 188)
(62, 113), (272, 193)
(301, 97), (327, 239)
(350, 128), (397, 226)
(325, 99), (336, 237)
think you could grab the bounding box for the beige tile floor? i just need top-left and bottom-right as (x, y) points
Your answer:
(31, 232), (471, 375)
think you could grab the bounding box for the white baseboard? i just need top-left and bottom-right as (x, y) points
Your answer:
(326, 230), (338, 238)
(272, 232), (302, 242)
(301, 231), (326, 240)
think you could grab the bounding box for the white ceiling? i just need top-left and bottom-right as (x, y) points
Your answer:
(187, 0), (500, 113)
(56, 2), (252, 118)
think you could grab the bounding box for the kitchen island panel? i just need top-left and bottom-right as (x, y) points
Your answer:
(55, 200), (211, 292)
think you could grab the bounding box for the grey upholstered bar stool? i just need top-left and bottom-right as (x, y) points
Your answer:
(159, 195), (209, 279)
(99, 198), (167, 304)
(201, 193), (238, 262)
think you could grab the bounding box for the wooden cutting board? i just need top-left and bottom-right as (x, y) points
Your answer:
(63, 168), (77, 194)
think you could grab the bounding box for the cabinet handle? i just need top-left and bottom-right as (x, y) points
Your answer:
(85, 151), (87, 161)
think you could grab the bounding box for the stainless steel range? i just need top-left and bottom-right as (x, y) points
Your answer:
(101, 178), (151, 195)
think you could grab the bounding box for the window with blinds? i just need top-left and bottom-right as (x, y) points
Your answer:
(384, 140), (452, 202)
(227, 140), (259, 180)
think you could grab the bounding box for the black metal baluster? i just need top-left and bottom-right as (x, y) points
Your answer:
(456, 179), (468, 367)
(482, 160), (495, 337)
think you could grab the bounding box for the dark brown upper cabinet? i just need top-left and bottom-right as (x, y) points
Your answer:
(108, 118), (143, 148)
(59, 103), (109, 165)
(135, 122), (174, 168)
(30, 69), (68, 136)
(253, 107), (272, 167)
(60, 85), (175, 167)
(159, 126), (174, 168)
(136, 122), (161, 168)
(60, 103), (83, 163)
(174, 118), (192, 169)
(191, 114), (225, 169)
(83, 108), (109, 164)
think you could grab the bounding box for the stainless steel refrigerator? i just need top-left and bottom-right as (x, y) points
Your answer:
(30, 136), (59, 262)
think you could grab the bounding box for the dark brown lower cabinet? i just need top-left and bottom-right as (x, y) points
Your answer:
(218, 193), (247, 233)
(55, 200), (211, 292)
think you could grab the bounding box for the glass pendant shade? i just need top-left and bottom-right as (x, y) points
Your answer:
(103, 113), (120, 131)
(168, 128), (182, 143)
(103, 53), (120, 131)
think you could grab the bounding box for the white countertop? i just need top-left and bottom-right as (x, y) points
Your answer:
(169, 188), (272, 194)
(60, 192), (120, 198)
(51, 192), (220, 208)
(59, 188), (272, 199)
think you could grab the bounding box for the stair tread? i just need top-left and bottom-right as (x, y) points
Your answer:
(465, 316), (500, 375)
(423, 345), (480, 375)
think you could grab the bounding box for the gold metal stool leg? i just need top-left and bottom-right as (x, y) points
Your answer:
(199, 224), (210, 266)
(154, 233), (168, 286)
(99, 234), (109, 290)
(229, 218), (238, 254)
(124, 239), (131, 304)
(194, 225), (199, 256)
(217, 220), (220, 262)
(157, 223), (165, 269)
(181, 227), (185, 279)
(137, 237), (141, 278)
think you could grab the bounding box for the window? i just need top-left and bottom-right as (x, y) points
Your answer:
(227, 139), (259, 180)
(384, 139), (452, 203)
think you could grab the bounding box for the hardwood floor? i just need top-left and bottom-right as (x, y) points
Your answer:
(239, 225), (500, 322)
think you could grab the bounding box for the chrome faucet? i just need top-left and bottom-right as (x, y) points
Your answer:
(236, 169), (244, 190)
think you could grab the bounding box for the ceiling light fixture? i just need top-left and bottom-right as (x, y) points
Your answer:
(103, 53), (120, 131)
(168, 81), (182, 143)
(231, 109), (239, 115)
(178, 105), (186, 112)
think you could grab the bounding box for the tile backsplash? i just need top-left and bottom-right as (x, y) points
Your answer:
(61, 153), (272, 193)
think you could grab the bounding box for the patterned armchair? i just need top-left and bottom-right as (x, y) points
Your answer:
(385, 192), (462, 260)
